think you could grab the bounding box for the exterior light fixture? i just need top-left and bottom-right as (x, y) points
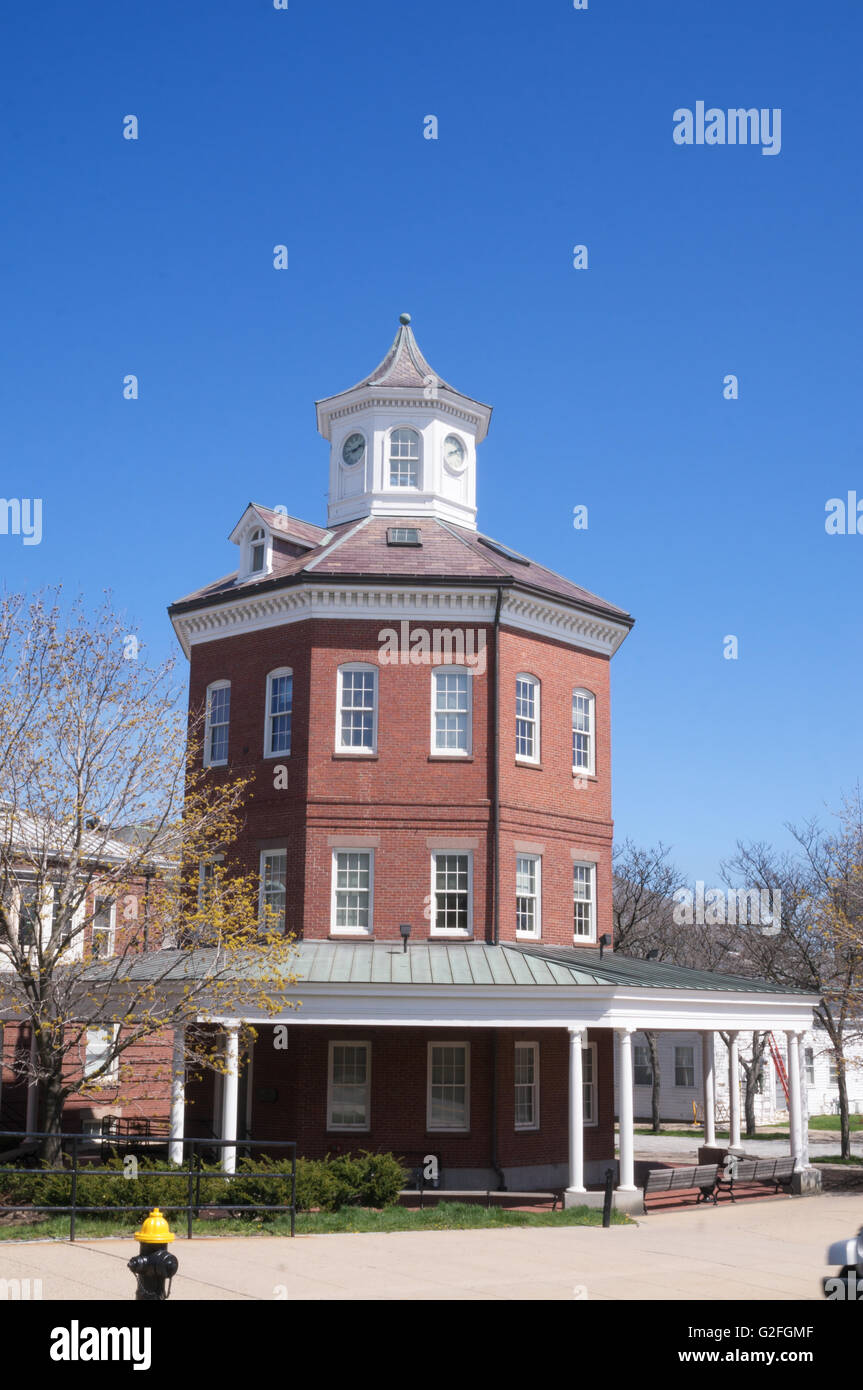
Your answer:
(599, 933), (612, 959)
(399, 923), (411, 953)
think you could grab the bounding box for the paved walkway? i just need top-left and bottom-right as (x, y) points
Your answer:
(633, 1131), (863, 1162)
(1, 1193), (858, 1300)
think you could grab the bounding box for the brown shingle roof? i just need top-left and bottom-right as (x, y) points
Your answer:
(169, 514), (632, 626)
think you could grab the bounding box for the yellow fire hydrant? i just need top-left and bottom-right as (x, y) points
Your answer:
(127, 1208), (179, 1301)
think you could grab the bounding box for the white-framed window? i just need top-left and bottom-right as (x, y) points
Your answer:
(259, 850), (287, 933)
(804, 1046), (815, 1086)
(634, 1043), (653, 1087)
(430, 853), (472, 936)
(327, 1041), (371, 1130)
(583, 1042), (598, 1124)
(514, 1041), (539, 1130)
(572, 688), (595, 776)
(249, 527), (268, 574)
(674, 1045), (695, 1088)
(515, 674), (540, 762)
(388, 427), (420, 487)
(197, 855), (224, 908)
(336, 664), (378, 753)
(91, 897), (115, 958)
(427, 1042), (470, 1131)
(431, 667), (472, 755)
(84, 1026), (119, 1084)
(515, 854), (541, 937)
(572, 861), (595, 941)
(17, 882), (41, 948)
(829, 1053), (840, 1085)
(265, 668), (293, 757)
(204, 681), (231, 767)
(331, 850), (374, 935)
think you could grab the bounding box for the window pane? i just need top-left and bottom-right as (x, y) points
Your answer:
(389, 428), (419, 486)
(515, 678), (536, 758)
(573, 864), (594, 938)
(340, 670), (375, 749)
(262, 852), (287, 931)
(330, 1044), (368, 1127)
(268, 674), (293, 754)
(430, 1044), (467, 1128)
(434, 855), (469, 932)
(208, 686), (230, 763)
(434, 671), (469, 751)
(514, 1043), (537, 1127)
(516, 855), (538, 935)
(572, 692), (593, 770)
(334, 852), (371, 931)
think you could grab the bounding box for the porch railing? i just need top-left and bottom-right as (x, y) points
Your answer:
(0, 1131), (297, 1240)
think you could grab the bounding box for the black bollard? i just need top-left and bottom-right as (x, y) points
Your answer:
(602, 1167), (614, 1228)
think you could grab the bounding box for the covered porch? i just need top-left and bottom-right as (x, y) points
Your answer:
(161, 943), (820, 1209)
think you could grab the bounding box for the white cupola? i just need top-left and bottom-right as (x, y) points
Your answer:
(315, 314), (492, 530)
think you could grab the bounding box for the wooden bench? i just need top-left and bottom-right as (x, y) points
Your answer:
(643, 1164), (720, 1212)
(716, 1156), (796, 1201)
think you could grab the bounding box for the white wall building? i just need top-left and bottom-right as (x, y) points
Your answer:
(614, 1027), (863, 1126)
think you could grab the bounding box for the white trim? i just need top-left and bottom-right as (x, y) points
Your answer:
(326, 1039), (371, 1131)
(515, 853), (542, 939)
(387, 424), (422, 490)
(515, 672), (541, 765)
(514, 1040), (540, 1130)
(204, 680), (231, 767)
(91, 895), (116, 959)
(171, 583), (630, 660)
(335, 662), (378, 755)
(430, 665), (473, 757)
(264, 667), (293, 758)
(330, 847), (375, 936)
(427, 1040), (470, 1131)
(430, 850), (473, 938)
(83, 1024), (119, 1085)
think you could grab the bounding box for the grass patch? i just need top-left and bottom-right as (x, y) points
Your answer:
(812, 1155), (863, 1166)
(0, 1201), (631, 1241)
(776, 1114), (863, 1133)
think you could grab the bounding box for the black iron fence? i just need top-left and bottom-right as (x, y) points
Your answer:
(0, 1131), (296, 1240)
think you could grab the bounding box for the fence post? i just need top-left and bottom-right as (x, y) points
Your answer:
(70, 1136), (79, 1242)
(290, 1147), (296, 1239)
(186, 1143), (195, 1241)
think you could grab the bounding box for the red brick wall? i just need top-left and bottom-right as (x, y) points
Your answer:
(188, 617), (613, 944)
(240, 1025), (613, 1174)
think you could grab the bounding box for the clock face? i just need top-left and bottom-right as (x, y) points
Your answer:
(342, 432), (366, 466)
(443, 434), (466, 472)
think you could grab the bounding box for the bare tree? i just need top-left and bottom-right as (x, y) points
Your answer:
(0, 590), (297, 1161)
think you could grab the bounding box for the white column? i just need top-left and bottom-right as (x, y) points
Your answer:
(701, 1031), (716, 1147)
(25, 1028), (38, 1134)
(786, 1030), (802, 1169)
(617, 1028), (636, 1191)
(566, 1027), (586, 1195)
(221, 1024), (240, 1174)
(798, 1035), (810, 1167)
(169, 1026), (185, 1166)
(728, 1032), (741, 1148)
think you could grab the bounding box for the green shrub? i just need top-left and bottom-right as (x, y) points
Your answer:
(0, 1148), (407, 1219)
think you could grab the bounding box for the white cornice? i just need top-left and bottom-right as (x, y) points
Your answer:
(170, 582), (631, 659)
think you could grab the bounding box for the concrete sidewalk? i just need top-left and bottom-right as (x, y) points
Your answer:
(1, 1192), (859, 1300)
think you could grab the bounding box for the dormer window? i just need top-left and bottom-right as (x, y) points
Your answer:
(250, 528), (267, 574)
(389, 428), (420, 487)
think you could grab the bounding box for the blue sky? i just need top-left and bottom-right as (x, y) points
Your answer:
(1, 1), (860, 882)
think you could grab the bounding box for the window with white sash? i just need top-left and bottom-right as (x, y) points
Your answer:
(572, 861), (595, 941)
(427, 1042), (470, 1130)
(331, 850), (373, 935)
(515, 855), (541, 937)
(336, 664), (377, 753)
(515, 674), (540, 762)
(259, 850), (287, 933)
(204, 681), (231, 767)
(572, 688), (595, 775)
(431, 667), (471, 755)
(265, 669), (293, 757)
(514, 1042), (539, 1129)
(430, 853), (472, 936)
(327, 1041), (371, 1130)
